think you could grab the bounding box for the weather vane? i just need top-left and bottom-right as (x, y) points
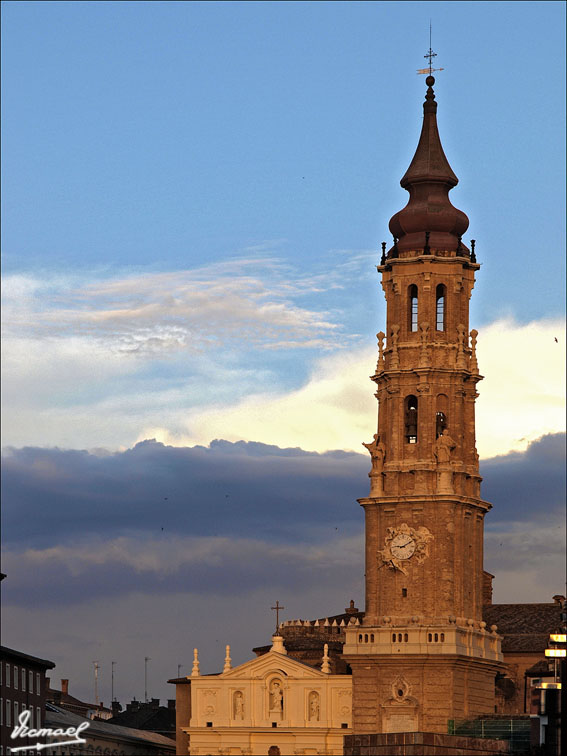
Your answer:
(417, 23), (444, 75)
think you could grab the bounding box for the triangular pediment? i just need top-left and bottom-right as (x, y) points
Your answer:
(221, 650), (327, 680)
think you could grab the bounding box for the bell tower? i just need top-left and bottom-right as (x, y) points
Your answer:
(343, 76), (505, 735)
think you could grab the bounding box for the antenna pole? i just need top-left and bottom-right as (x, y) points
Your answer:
(92, 661), (99, 706)
(111, 661), (116, 703)
(144, 657), (151, 703)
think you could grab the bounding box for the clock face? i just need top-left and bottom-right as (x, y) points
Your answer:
(390, 533), (416, 560)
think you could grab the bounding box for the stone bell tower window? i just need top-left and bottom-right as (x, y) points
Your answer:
(405, 395), (418, 443)
(408, 285), (418, 332)
(436, 284), (446, 331)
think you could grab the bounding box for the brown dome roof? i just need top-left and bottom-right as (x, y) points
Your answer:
(388, 76), (469, 255)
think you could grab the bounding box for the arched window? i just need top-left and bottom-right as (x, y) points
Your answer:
(436, 284), (446, 331)
(408, 285), (418, 332)
(405, 395), (418, 443)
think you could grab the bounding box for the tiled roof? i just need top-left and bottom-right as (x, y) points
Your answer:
(109, 705), (175, 735)
(483, 603), (563, 635)
(483, 603), (562, 652)
(45, 704), (176, 749)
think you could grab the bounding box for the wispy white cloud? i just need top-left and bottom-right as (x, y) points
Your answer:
(1, 257), (349, 356)
(2, 260), (564, 456)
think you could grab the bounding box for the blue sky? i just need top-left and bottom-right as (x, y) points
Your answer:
(1, 1), (565, 706)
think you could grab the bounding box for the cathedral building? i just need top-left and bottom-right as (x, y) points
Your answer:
(170, 74), (564, 755)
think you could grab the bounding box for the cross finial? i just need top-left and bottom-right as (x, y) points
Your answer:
(417, 23), (444, 76)
(425, 22), (436, 73)
(271, 600), (285, 632)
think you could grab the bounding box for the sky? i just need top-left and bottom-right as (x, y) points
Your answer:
(1, 0), (566, 707)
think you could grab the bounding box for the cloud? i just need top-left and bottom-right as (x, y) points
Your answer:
(482, 432), (566, 521)
(150, 318), (566, 458)
(2, 432), (563, 575)
(2, 260), (564, 456)
(1, 439), (367, 549)
(475, 318), (566, 454)
(1, 258), (347, 355)
(1, 434), (564, 705)
(1, 533), (364, 607)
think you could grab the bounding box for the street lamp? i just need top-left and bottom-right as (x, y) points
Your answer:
(543, 614), (566, 756)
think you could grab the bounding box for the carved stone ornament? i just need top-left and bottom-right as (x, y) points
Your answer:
(202, 689), (217, 715)
(376, 331), (385, 372)
(339, 688), (352, 715)
(419, 322), (430, 367)
(390, 324), (400, 369)
(377, 523), (434, 575)
(392, 675), (411, 702)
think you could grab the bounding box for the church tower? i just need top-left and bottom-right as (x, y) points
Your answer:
(342, 75), (505, 734)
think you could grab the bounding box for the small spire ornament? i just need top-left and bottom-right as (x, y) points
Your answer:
(321, 643), (331, 674)
(191, 648), (200, 677)
(470, 329), (479, 373)
(223, 645), (232, 673)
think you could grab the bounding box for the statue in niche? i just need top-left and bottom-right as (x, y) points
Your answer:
(434, 429), (456, 465)
(363, 434), (387, 495)
(233, 691), (244, 720)
(269, 680), (283, 712)
(308, 691), (320, 721)
(362, 434), (386, 473)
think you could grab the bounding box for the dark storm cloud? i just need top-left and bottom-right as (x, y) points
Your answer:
(2, 434), (564, 548)
(481, 432), (565, 523)
(1, 433), (564, 608)
(1, 533), (364, 607)
(1, 439), (367, 548)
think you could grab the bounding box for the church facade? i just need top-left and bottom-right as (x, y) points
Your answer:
(170, 74), (564, 755)
(182, 636), (352, 755)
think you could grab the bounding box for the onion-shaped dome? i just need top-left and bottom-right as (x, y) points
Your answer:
(388, 76), (469, 256)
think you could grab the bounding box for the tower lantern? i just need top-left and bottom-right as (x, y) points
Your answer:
(343, 75), (505, 736)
